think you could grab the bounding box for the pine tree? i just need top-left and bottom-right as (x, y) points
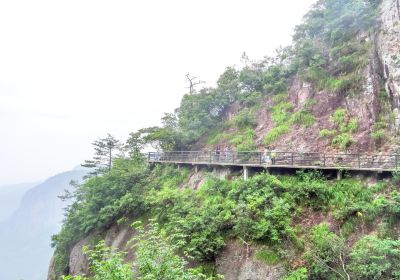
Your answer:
(82, 133), (121, 177)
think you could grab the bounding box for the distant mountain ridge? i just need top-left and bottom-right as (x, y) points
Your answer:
(0, 168), (87, 280)
(0, 182), (37, 222)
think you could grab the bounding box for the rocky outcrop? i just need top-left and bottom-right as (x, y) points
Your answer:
(377, 0), (400, 113)
(215, 240), (285, 280)
(48, 224), (138, 279)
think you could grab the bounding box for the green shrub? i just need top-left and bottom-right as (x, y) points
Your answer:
(291, 110), (316, 127)
(349, 236), (400, 280)
(264, 124), (290, 145)
(207, 131), (229, 145)
(319, 129), (335, 138)
(331, 109), (348, 125)
(231, 109), (257, 129)
(283, 267), (308, 280)
(241, 91), (263, 107)
(332, 133), (353, 150)
(307, 223), (346, 279)
(230, 128), (257, 152)
(345, 118), (359, 133)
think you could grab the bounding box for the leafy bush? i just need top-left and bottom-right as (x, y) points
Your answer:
(231, 109), (257, 129)
(283, 267), (308, 280)
(349, 236), (400, 280)
(291, 110), (316, 127)
(131, 222), (218, 280)
(332, 133), (353, 150)
(331, 109), (348, 125)
(319, 129), (335, 138)
(345, 118), (359, 133)
(307, 223), (346, 279)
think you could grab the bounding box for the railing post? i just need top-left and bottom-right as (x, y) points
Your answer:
(232, 152), (235, 163)
(396, 155), (399, 169)
(291, 153), (294, 166)
(323, 154), (326, 167)
(260, 152), (262, 165)
(358, 154), (361, 169)
(210, 151), (212, 163)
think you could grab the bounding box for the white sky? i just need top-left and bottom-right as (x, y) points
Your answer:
(0, 0), (316, 185)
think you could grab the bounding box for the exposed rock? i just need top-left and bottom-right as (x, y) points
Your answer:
(377, 0), (400, 111)
(47, 256), (56, 280)
(187, 169), (208, 189)
(66, 223), (139, 277)
(104, 224), (138, 263)
(215, 240), (285, 280)
(69, 235), (92, 276)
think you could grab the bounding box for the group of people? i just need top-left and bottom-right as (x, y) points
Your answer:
(214, 146), (232, 161)
(213, 145), (277, 164)
(262, 146), (277, 165)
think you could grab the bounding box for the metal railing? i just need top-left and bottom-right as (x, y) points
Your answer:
(148, 151), (400, 171)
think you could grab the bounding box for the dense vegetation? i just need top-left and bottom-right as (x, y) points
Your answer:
(53, 154), (400, 279)
(125, 0), (383, 152)
(50, 0), (399, 279)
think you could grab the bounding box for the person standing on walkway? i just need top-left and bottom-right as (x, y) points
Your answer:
(263, 146), (270, 164)
(215, 145), (221, 161)
(224, 146), (229, 161)
(270, 146), (277, 165)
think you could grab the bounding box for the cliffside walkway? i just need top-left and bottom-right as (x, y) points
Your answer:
(148, 151), (399, 179)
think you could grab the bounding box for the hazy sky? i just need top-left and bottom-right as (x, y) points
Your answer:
(0, 0), (316, 185)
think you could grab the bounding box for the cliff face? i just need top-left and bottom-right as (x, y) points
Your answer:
(49, 222), (285, 280)
(379, 0), (400, 111)
(255, 0), (400, 154)
(49, 1), (400, 279)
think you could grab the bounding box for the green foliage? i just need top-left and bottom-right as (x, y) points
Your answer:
(283, 267), (308, 280)
(61, 241), (132, 280)
(178, 88), (230, 144)
(319, 129), (335, 138)
(52, 157), (152, 275)
(292, 0), (380, 95)
(84, 241), (132, 280)
(349, 235), (400, 280)
(331, 109), (348, 125)
(332, 133), (354, 150)
(320, 109), (358, 150)
(264, 125), (290, 145)
(230, 109), (257, 130)
(345, 118), (359, 133)
(230, 128), (257, 152)
(372, 118), (387, 144)
(53, 156), (400, 279)
(307, 223), (346, 279)
(131, 222), (218, 280)
(263, 94), (293, 145)
(255, 248), (281, 265)
(291, 110), (316, 127)
(264, 94), (316, 144)
(82, 134), (122, 177)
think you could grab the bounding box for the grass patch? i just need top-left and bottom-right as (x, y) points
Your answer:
(264, 94), (316, 145)
(264, 125), (290, 145)
(255, 248), (281, 265)
(320, 129), (336, 138)
(291, 110), (316, 127)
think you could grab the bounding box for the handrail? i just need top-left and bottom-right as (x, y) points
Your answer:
(147, 151), (400, 171)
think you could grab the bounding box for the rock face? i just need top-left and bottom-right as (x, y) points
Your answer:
(66, 224), (138, 277)
(215, 240), (285, 280)
(377, 0), (400, 112)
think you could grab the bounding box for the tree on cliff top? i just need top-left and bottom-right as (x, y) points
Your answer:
(82, 133), (122, 177)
